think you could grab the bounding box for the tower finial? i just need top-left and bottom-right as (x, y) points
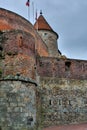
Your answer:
(40, 10), (42, 15)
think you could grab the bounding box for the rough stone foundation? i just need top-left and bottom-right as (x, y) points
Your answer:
(0, 78), (37, 130)
(40, 77), (87, 127)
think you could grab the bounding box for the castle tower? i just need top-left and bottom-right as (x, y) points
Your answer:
(0, 8), (40, 130)
(34, 11), (61, 57)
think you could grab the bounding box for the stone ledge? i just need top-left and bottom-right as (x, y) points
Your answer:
(0, 75), (37, 86)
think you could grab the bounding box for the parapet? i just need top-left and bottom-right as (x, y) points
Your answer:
(37, 57), (87, 80)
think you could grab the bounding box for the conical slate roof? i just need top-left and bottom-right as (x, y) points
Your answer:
(34, 12), (58, 38)
(34, 14), (54, 31)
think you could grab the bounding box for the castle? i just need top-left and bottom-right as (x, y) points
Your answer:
(0, 8), (87, 130)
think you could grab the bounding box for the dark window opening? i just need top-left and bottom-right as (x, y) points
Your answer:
(18, 35), (23, 47)
(65, 61), (71, 71)
(16, 73), (20, 77)
(44, 33), (47, 36)
(0, 46), (3, 51)
(39, 61), (44, 67)
(69, 100), (71, 105)
(34, 66), (36, 69)
(49, 99), (52, 105)
(20, 36), (22, 39)
(27, 116), (33, 125)
(82, 64), (85, 71)
(59, 99), (61, 105)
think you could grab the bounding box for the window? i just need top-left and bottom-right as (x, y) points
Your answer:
(68, 100), (71, 105)
(49, 99), (52, 105)
(0, 45), (3, 51)
(59, 99), (61, 105)
(44, 33), (47, 36)
(65, 61), (71, 71)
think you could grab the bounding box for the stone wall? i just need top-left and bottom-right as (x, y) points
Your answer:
(37, 57), (87, 128)
(37, 57), (87, 79)
(0, 8), (49, 57)
(0, 79), (37, 130)
(38, 30), (60, 57)
(0, 30), (36, 79)
(0, 29), (42, 130)
(40, 77), (87, 128)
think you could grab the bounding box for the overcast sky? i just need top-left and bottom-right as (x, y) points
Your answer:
(0, 0), (87, 60)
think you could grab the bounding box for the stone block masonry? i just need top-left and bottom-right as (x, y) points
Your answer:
(40, 77), (87, 128)
(0, 79), (37, 130)
(38, 30), (60, 57)
(0, 29), (40, 130)
(36, 57), (87, 129)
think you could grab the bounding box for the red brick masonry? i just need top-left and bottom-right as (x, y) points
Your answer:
(44, 123), (87, 130)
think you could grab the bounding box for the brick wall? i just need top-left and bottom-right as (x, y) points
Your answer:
(0, 8), (48, 57)
(37, 57), (87, 79)
(0, 30), (36, 79)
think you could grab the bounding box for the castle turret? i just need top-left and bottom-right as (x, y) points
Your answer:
(34, 11), (61, 57)
(0, 8), (39, 130)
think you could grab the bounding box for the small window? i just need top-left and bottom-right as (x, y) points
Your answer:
(69, 100), (71, 105)
(65, 61), (71, 71)
(49, 99), (52, 105)
(18, 35), (23, 47)
(44, 33), (47, 36)
(20, 36), (22, 39)
(0, 46), (3, 51)
(59, 99), (61, 105)
(39, 61), (44, 67)
(27, 116), (33, 125)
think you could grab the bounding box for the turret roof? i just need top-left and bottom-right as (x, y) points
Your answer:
(34, 12), (59, 38)
(34, 13), (54, 31)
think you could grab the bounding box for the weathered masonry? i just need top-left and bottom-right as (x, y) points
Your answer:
(0, 8), (87, 130)
(0, 78), (37, 130)
(37, 57), (87, 127)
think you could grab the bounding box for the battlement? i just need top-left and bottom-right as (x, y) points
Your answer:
(37, 57), (87, 80)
